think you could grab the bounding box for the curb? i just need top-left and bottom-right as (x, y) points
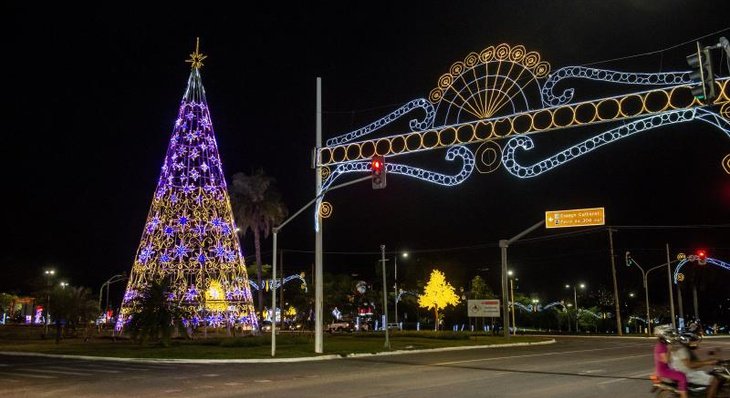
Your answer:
(345, 338), (556, 358)
(0, 339), (555, 364)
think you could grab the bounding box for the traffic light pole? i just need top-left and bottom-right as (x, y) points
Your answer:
(315, 78), (323, 354)
(499, 219), (545, 338)
(272, 111), (370, 356)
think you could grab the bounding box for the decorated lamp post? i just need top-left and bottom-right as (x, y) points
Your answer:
(508, 270), (516, 335)
(394, 251), (408, 326)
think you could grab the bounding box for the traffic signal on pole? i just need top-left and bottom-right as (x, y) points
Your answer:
(696, 249), (707, 265)
(371, 155), (386, 189)
(686, 42), (716, 102)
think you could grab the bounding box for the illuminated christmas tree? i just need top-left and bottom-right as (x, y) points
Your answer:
(118, 40), (258, 331)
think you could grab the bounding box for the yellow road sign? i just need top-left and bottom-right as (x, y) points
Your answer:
(545, 207), (605, 229)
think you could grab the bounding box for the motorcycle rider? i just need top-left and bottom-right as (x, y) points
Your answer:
(654, 324), (687, 398)
(671, 331), (720, 398)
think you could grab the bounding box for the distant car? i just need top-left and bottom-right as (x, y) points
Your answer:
(386, 322), (400, 331)
(287, 322), (305, 331)
(260, 321), (272, 332)
(326, 320), (353, 332)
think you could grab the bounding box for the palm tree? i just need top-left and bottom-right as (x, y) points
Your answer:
(229, 169), (288, 315)
(49, 285), (98, 342)
(127, 280), (184, 346)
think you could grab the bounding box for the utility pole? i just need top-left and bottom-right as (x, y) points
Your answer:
(608, 228), (622, 335)
(692, 284), (699, 321)
(280, 249), (284, 325)
(314, 77), (323, 354)
(666, 244), (676, 329)
(509, 275), (516, 335)
(380, 245), (390, 349)
(394, 254), (398, 326)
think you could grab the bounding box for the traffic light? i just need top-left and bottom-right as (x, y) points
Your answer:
(371, 155), (386, 189)
(696, 249), (707, 265)
(686, 42), (716, 102)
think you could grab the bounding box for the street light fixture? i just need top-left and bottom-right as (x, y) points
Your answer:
(565, 283), (585, 332)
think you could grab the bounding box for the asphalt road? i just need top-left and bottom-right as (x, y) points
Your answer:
(1, 336), (728, 397)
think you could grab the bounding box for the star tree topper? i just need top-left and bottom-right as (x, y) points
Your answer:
(186, 37), (207, 70)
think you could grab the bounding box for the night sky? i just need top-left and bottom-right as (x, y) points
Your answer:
(4, 2), (729, 321)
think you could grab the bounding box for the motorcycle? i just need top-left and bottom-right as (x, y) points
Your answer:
(651, 359), (730, 397)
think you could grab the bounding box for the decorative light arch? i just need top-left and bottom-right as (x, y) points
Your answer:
(315, 43), (730, 217)
(673, 256), (730, 284)
(249, 274), (308, 292)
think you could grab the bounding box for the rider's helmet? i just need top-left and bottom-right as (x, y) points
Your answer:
(654, 324), (677, 344)
(678, 332), (702, 349)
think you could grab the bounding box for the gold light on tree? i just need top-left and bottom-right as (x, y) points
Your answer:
(418, 269), (460, 331)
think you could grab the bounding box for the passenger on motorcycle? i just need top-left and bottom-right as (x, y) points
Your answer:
(654, 325), (688, 398)
(671, 332), (720, 398)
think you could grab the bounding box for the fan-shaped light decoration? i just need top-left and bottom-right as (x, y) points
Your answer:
(429, 44), (550, 124)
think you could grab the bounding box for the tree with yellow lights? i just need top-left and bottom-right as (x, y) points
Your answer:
(418, 269), (460, 331)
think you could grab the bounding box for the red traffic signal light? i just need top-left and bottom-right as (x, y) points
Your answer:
(371, 155), (386, 189)
(696, 249), (707, 264)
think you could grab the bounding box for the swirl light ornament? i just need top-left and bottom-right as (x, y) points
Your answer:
(117, 46), (257, 331)
(319, 201), (333, 218)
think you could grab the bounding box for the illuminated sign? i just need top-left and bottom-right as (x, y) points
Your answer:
(545, 207), (605, 229)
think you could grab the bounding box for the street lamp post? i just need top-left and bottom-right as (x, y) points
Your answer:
(508, 270), (516, 335)
(380, 245), (390, 350)
(625, 252), (678, 336)
(43, 269), (55, 337)
(394, 252), (408, 327)
(566, 283), (585, 332)
(99, 273), (127, 314)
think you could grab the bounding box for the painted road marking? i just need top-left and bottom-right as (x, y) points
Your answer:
(578, 369), (605, 375)
(20, 368), (93, 376)
(597, 371), (653, 385)
(0, 371), (56, 379)
(45, 365), (121, 374)
(432, 343), (647, 366)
